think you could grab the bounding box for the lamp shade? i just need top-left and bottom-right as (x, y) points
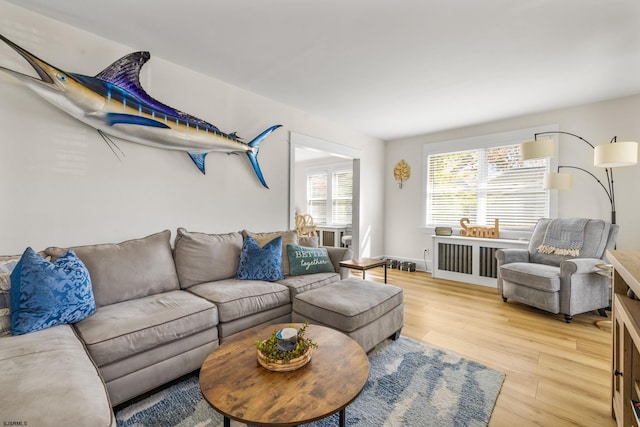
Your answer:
(520, 137), (555, 160)
(594, 141), (638, 167)
(543, 172), (572, 190)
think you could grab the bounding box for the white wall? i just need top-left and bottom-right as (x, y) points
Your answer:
(0, 2), (385, 256)
(385, 94), (640, 270)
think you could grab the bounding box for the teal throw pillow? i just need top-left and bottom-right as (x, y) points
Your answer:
(236, 236), (284, 281)
(287, 244), (334, 276)
(10, 247), (96, 336)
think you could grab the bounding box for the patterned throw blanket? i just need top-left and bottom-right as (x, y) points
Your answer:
(537, 218), (589, 256)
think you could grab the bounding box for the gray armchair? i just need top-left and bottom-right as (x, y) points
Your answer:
(496, 218), (618, 323)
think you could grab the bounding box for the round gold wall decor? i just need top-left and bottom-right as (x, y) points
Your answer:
(393, 159), (411, 188)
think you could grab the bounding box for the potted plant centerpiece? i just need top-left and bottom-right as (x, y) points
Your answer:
(256, 322), (318, 371)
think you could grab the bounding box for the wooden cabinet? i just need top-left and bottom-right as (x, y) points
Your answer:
(609, 250), (640, 426)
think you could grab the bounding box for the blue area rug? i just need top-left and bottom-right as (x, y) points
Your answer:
(116, 336), (504, 427)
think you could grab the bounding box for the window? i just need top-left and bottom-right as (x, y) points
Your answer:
(307, 172), (328, 224)
(307, 165), (352, 225)
(424, 131), (551, 231)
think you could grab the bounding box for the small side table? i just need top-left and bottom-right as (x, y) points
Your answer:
(339, 258), (387, 283)
(595, 263), (613, 331)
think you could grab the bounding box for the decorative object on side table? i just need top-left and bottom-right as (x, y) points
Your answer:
(393, 159), (411, 188)
(256, 322), (318, 372)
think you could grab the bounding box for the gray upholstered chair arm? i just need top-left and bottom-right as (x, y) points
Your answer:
(496, 248), (530, 296)
(559, 257), (611, 317)
(496, 248), (530, 265)
(560, 258), (605, 275)
(325, 247), (353, 279)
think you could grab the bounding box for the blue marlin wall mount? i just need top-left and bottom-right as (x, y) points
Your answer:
(0, 34), (280, 188)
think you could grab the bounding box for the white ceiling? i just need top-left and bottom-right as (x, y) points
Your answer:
(7, 0), (640, 141)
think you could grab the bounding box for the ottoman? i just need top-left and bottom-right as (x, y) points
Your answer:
(292, 278), (404, 352)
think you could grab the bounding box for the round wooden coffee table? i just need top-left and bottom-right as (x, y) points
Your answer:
(199, 323), (369, 427)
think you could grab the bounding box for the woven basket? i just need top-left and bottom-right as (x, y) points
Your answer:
(257, 346), (312, 372)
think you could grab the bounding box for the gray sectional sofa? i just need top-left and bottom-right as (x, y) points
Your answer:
(0, 228), (352, 427)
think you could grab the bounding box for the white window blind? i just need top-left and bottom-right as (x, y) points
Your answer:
(307, 165), (352, 225)
(425, 143), (549, 230)
(307, 172), (327, 224)
(332, 169), (353, 225)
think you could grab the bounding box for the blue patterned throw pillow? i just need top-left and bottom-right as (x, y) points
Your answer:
(287, 244), (334, 276)
(236, 236), (284, 281)
(10, 247), (96, 336)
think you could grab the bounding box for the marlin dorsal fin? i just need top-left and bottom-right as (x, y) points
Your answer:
(95, 51), (150, 97)
(94, 51), (221, 133)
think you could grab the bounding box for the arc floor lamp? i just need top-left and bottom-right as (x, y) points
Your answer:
(520, 131), (638, 224)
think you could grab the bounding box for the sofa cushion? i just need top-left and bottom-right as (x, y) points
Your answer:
(0, 257), (18, 336)
(188, 279), (290, 323)
(99, 327), (219, 386)
(287, 244), (334, 276)
(499, 262), (561, 292)
(45, 230), (179, 307)
(236, 236), (284, 281)
(10, 248), (96, 336)
(73, 289), (218, 367)
(174, 228), (243, 288)
(243, 230), (298, 276)
(277, 272), (340, 299)
(298, 235), (319, 248)
(0, 325), (114, 426)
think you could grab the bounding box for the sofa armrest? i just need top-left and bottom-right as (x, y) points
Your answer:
(560, 258), (606, 275)
(495, 248), (530, 295)
(325, 246), (353, 279)
(0, 325), (114, 427)
(559, 258), (611, 316)
(495, 248), (530, 266)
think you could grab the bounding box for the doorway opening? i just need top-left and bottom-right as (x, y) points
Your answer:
(289, 132), (362, 258)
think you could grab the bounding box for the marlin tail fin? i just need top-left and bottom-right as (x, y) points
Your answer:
(246, 125), (281, 189)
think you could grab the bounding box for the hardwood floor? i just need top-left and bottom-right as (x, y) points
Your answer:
(354, 267), (615, 427)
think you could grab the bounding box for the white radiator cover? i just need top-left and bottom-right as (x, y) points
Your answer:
(317, 226), (349, 247)
(432, 235), (529, 287)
